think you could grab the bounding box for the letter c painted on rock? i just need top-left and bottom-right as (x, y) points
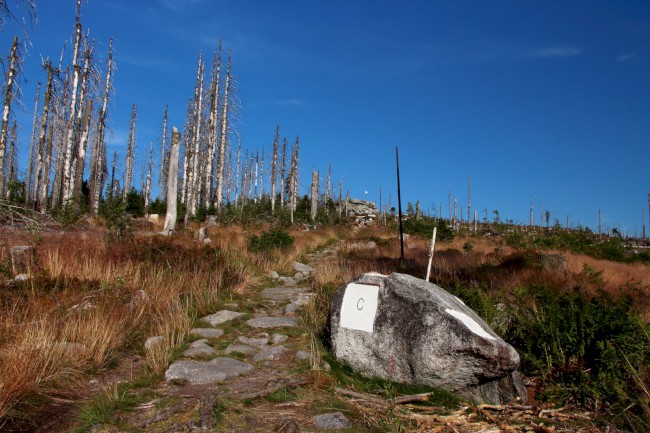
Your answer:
(357, 298), (364, 310)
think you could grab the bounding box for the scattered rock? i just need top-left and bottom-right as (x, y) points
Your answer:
(207, 215), (217, 226)
(269, 271), (280, 279)
(252, 345), (287, 362)
(272, 333), (289, 344)
(292, 261), (314, 274)
(285, 293), (314, 314)
(294, 271), (304, 280)
(328, 272), (527, 405)
(70, 300), (94, 311)
(347, 240), (377, 250)
(203, 238), (212, 244)
(201, 310), (245, 326)
(144, 336), (165, 351)
(246, 316), (298, 329)
(295, 350), (311, 361)
(190, 328), (224, 339)
(238, 335), (269, 347)
(225, 344), (257, 356)
(183, 341), (216, 358)
(128, 289), (149, 310)
(165, 357), (254, 384)
(13, 273), (29, 282)
(277, 276), (297, 286)
(8, 245), (33, 276)
(262, 287), (307, 301)
(313, 412), (351, 429)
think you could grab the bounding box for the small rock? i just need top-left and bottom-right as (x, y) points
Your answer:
(9, 245), (33, 275)
(252, 345), (287, 362)
(201, 310), (245, 326)
(183, 341), (216, 358)
(225, 344), (257, 356)
(294, 272), (304, 280)
(284, 303), (301, 315)
(313, 412), (351, 430)
(269, 271), (280, 279)
(144, 336), (164, 351)
(207, 215), (217, 226)
(237, 335), (269, 347)
(246, 316), (298, 329)
(128, 289), (149, 310)
(272, 333), (288, 344)
(278, 276), (297, 286)
(292, 261), (314, 273)
(70, 300), (94, 311)
(295, 350), (311, 361)
(190, 328), (224, 339)
(14, 273), (29, 282)
(203, 238), (212, 244)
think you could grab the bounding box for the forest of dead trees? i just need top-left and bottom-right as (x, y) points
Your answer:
(0, 1), (347, 226)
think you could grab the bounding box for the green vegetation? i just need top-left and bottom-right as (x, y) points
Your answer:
(248, 228), (294, 252)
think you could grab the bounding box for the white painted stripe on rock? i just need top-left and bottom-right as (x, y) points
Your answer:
(444, 308), (496, 340)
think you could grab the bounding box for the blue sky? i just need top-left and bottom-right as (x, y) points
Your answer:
(2, 0), (649, 234)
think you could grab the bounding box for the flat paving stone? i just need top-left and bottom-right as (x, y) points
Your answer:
(165, 357), (254, 384)
(246, 316), (298, 328)
(292, 261), (315, 273)
(313, 412), (351, 430)
(190, 328), (224, 339)
(261, 287), (307, 301)
(238, 335), (269, 347)
(252, 345), (287, 362)
(272, 333), (288, 344)
(183, 341), (216, 358)
(201, 310), (245, 326)
(224, 344), (257, 356)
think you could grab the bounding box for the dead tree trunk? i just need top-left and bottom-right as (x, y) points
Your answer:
(144, 141), (153, 213)
(61, 0), (84, 204)
(467, 174), (471, 230)
(188, 53), (204, 215)
(4, 121), (17, 200)
(280, 136), (287, 208)
(25, 81), (40, 204)
(90, 39), (113, 215)
(214, 50), (231, 211)
(310, 169), (319, 221)
(0, 36), (19, 197)
(158, 104), (168, 200)
(270, 125), (279, 213)
(164, 128), (181, 233)
(204, 43), (221, 206)
(123, 104), (137, 199)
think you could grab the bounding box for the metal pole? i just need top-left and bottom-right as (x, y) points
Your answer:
(396, 146), (404, 260)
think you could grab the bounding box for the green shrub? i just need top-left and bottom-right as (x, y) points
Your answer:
(248, 228), (294, 252)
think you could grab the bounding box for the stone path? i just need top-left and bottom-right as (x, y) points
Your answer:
(121, 246), (359, 433)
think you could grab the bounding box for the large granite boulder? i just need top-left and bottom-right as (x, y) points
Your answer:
(328, 272), (527, 404)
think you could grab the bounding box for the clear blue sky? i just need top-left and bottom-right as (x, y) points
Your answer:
(2, 0), (649, 234)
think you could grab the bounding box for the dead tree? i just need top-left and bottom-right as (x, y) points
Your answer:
(4, 120), (17, 200)
(71, 43), (95, 200)
(204, 43), (221, 205)
(144, 141), (153, 213)
(287, 135), (300, 224)
(25, 81), (40, 203)
(467, 174), (471, 230)
(325, 164), (331, 203)
(164, 128), (180, 233)
(280, 136), (287, 208)
(214, 49), (232, 211)
(123, 104), (137, 199)
(35, 61), (55, 211)
(90, 38), (113, 215)
(310, 169), (319, 221)
(234, 138), (241, 206)
(187, 53), (204, 215)
(158, 104), (168, 200)
(270, 125), (279, 212)
(61, 0), (84, 204)
(0, 36), (20, 197)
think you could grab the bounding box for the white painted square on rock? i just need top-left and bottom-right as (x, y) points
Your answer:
(340, 283), (380, 332)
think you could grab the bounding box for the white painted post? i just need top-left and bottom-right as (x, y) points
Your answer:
(425, 226), (437, 282)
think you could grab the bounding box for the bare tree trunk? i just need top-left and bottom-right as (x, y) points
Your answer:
(310, 169), (318, 221)
(4, 121), (17, 200)
(123, 104), (137, 199)
(25, 81), (40, 204)
(188, 53), (204, 215)
(234, 139), (241, 207)
(144, 141), (153, 213)
(288, 135), (300, 224)
(35, 62), (55, 210)
(0, 36), (19, 197)
(90, 39), (113, 216)
(61, 0), (84, 204)
(325, 164), (331, 203)
(71, 44), (94, 201)
(158, 104), (168, 200)
(280, 136), (287, 208)
(214, 50), (231, 211)
(253, 151), (259, 203)
(164, 128), (181, 233)
(109, 150), (117, 198)
(180, 97), (193, 205)
(259, 148), (264, 202)
(204, 43), (221, 206)
(270, 125), (279, 212)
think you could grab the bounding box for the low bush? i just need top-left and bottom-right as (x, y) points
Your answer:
(248, 228), (294, 252)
